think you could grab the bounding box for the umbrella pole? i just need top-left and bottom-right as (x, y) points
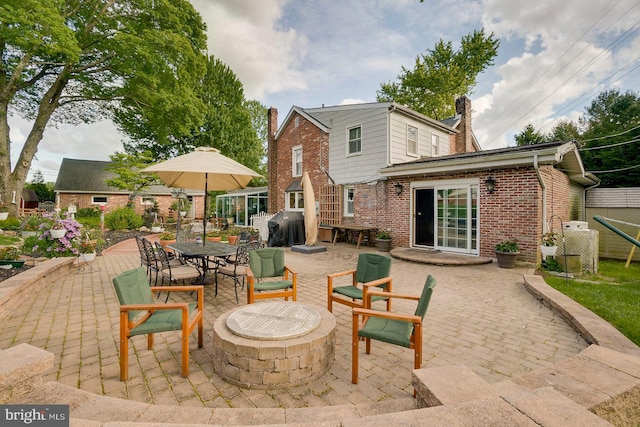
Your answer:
(203, 174), (208, 246)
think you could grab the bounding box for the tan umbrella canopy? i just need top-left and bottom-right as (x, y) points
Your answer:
(302, 171), (318, 245)
(141, 147), (262, 244)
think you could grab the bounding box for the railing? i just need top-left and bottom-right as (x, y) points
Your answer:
(250, 212), (274, 242)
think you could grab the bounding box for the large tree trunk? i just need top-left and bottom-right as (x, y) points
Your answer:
(0, 72), (66, 218)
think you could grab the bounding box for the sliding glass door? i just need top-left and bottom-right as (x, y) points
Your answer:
(435, 184), (478, 254)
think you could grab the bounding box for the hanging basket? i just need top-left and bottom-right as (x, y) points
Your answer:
(50, 229), (66, 239)
(540, 245), (557, 257)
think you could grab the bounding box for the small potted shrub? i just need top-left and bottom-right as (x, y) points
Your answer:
(226, 227), (240, 245)
(375, 230), (392, 252)
(495, 239), (520, 268)
(206, 230), (222, 242)
(0, 246), (25, 268)
(540, 232), (559, 257)
(158, 231), (176, 251)
(79, 240), (97, 262)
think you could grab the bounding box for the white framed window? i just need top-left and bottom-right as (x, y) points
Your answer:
(286, 191), (304, 211)
(344, 186), (354, 217)
(140, 196), (155, 205)
(432, 134), (439, 156)
(91, 195), (108, 204)
(347, 125), (362, 155)
(292, 146), (302, 177)
(407, 125), (418, 156)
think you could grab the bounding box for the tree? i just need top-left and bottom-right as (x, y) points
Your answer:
(105, 152), (161, 203)
(377, 29), (499, 119)
(579, 90), (640, 187)
(0, 0), (208, 216)
(547, 120), (580, 142)
(245, 99), (268, 185)
(25, 170), (54, 202)
(514, 124), (546, 146)
(125, 56), (265, 180)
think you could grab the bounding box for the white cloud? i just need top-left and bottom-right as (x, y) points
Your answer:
(190, 0), (308, 100)
(475, 0), (640, 148)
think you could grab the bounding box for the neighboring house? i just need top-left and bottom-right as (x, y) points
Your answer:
(267, 98), (599, 263)
(54, 158), (204, 219)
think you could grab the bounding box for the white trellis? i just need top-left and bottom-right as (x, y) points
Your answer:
(251, 212), (275, 242)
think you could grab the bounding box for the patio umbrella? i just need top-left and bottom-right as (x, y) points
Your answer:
(302, 171), (318, 245)
(141, 147), (262, 245)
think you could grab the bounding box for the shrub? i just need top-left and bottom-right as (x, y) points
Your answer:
(495, 239), (519, 253)
(0, 217), (21, 230)
(77, 207), (101, 217)
(104, 207), (144, 231)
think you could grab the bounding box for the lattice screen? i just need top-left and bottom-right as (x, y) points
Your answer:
(319, 184), (341, 225)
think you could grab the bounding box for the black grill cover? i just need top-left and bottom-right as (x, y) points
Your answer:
(267, 211), (305, 247)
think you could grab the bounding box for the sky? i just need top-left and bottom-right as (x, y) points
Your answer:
(11, 0), (640, 182)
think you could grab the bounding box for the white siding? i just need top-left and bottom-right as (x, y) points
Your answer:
(389, 113), (450, 163)
(322, 106), (389, 185)
(586, 187), (640, 208)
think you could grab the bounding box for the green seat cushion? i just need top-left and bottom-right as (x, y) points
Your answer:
(358, 316), (413, 348)
(130, 302), (197, 336)
(254, 280), (293, 291)
(333, 285), (389, 301)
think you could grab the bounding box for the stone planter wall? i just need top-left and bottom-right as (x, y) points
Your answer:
(0, 257), (76, 322)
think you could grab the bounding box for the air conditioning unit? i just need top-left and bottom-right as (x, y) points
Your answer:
(563, 221), (589, 230)
(557, 229), (599, 273)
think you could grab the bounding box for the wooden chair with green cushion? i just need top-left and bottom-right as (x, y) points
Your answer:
(327, 252), (392, 313)
(351, 275), (436, 388)
(112, 266), (204, 381)
(246, 248), (297, 304)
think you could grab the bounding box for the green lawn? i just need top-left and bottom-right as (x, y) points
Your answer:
(0, 235), (20, 246)
(544, 259), (640, 346)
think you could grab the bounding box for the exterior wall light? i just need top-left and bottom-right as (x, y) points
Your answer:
(394, 183), (404, 196)
(484, 176), (496, 194)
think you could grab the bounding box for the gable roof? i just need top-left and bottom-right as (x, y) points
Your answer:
(380, 141), (599, 186)
(274, 102), (458, 140)
(55, 158), (202, 195)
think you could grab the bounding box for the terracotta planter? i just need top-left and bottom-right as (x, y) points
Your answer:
(159, 239), (176, 252)
(495, 251), (519, 268)
(227, 235), (239, 245)
(207, 236), (222, 242)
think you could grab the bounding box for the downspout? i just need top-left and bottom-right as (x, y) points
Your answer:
(534, 155), (547, 233)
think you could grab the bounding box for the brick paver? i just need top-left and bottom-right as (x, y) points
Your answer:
(0, 243), (588, 408)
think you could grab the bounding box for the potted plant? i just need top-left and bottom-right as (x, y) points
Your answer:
(0, 247), (25, 268)
(540, 232), (559, 257)
(495, 239), (520, 268)
(78, 240), (97, 262)
(206, 230), (222, 242)
(0, 204), (8, 221)
(226, 227), (240, 245)
(21, 215), (42, 237)
(151, 217), (164, 233)
(50, 220), (67, 238)
(375, 230), (392, 252)
(158, 231), (176, 251)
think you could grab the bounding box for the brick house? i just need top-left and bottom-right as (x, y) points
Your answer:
(54, 158), (204, 219)
(267, 99), (599, 263)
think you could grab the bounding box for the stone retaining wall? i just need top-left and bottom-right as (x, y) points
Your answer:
(0, 257), (76, 322)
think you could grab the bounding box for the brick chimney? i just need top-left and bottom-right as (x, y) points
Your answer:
(454, 96), (473, 154)
(267, 107), (278, 214)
